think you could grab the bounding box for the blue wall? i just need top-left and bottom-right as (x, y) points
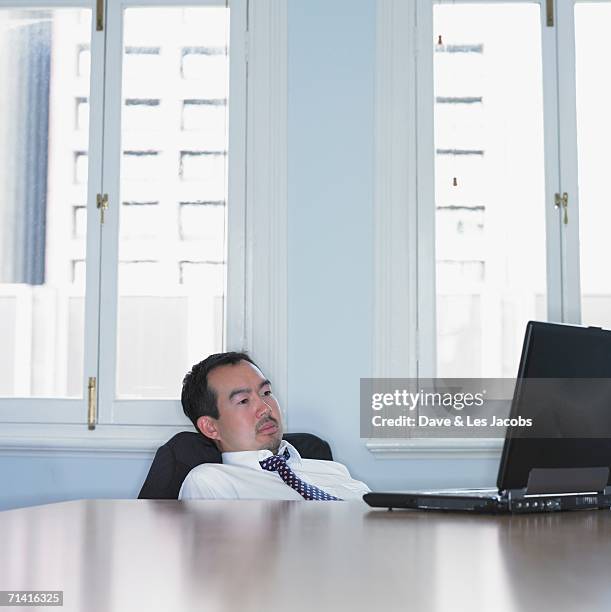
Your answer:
(0, 0), (498, 512)
(286, 0), (498, 492)
(0, 454), (150, 511)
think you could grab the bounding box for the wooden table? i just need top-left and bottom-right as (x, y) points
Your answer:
(1, 499), (611, 612)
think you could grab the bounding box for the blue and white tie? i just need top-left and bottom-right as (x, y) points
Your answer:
(259, 448), (342, 501)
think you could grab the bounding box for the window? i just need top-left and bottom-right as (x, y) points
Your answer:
(373, 0), (603, 455)
(0, 0), (288, 444)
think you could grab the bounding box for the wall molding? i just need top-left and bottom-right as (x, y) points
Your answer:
(373, 0), (417, 380)
(369, 0), (457, 458)
(366, 438), (503, 460)
(244, 0), (289, 418)
(0, 424), (189, 459)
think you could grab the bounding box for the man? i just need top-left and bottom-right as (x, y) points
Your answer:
(179, 352), (370, 501)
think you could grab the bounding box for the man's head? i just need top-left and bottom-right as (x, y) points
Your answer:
(181, 352), (284, 454)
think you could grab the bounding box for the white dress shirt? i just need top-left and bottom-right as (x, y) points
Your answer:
(179, 441), (370, 501)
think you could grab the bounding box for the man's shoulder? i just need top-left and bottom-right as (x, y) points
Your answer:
(299, 457), (351, 476)
(180, 462), (245, 499)
(186, 461), (240, 478)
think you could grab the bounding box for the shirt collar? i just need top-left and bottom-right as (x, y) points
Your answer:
(222, 440), (302, 469)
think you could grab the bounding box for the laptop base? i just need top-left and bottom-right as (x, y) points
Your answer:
(363, 490), (611, 514)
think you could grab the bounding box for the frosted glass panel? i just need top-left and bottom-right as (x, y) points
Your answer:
(434, 4), (547, 378)
(575, 4), (611, 329)
(0, 8), (91, 398)
(117, 6), (229, 399)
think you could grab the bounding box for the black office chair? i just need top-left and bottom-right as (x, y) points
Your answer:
(138, 431), (333, 499)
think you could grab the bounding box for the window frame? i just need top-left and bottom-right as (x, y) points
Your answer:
(370, 0), (580, 458)
(0, 0), (288, 453)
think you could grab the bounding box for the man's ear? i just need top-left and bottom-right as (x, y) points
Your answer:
(197, 415), (220, 441)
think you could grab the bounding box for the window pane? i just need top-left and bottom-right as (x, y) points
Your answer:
(0, 8), (91, 398)
(117, 7), (229, 399)
(575, 4), (611, 327)
(433, 4), (547, 378)
(124, 99), (161, 131)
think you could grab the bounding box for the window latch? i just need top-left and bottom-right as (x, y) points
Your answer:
(546, 0), (554, 27)
(88, 377), (97, 430)
(554, 192), (568, 225)
(96, 193), (109, 224)
(96, 0), (104, 31)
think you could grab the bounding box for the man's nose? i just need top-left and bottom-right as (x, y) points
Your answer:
(255, 396), (272, 417)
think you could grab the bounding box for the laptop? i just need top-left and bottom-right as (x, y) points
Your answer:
(363, 321), (611, 513)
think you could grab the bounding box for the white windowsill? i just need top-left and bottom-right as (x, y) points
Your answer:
(365, 438), (504, 460)
(0, 426), (505, 461)
(0, 423), (192, 458)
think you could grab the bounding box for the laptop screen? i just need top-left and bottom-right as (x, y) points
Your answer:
(497, 321), (611, 491)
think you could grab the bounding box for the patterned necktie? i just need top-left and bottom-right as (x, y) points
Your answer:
(259, 447), (342, 501)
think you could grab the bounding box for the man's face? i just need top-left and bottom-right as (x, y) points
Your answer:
(197, 360), (284, 453)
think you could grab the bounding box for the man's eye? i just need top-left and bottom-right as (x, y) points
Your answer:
(239, 398), (249, 405)
(263, 389), (272, 396)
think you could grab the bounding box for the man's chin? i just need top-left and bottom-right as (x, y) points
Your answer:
(257, 431), (283, 454)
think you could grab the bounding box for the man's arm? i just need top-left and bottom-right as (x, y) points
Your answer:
(179, 466), (221, 500)
(179, 475), (215, 500)
(337, 463), (371, 496)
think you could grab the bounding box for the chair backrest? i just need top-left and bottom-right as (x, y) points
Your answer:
(138, 431), (333, 499)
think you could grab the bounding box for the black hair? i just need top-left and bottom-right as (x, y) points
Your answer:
(181, 351), (257, 431)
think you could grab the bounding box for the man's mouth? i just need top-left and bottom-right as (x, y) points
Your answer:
(257, 418), (278, 434)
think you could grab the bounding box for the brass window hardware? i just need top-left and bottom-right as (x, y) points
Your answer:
(96, 0), (104, 31)
(554, 192), (568, 225)
(546, 0), (554, 27)
(88, 377), (97, 430)
(96, 193), (109, 224)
